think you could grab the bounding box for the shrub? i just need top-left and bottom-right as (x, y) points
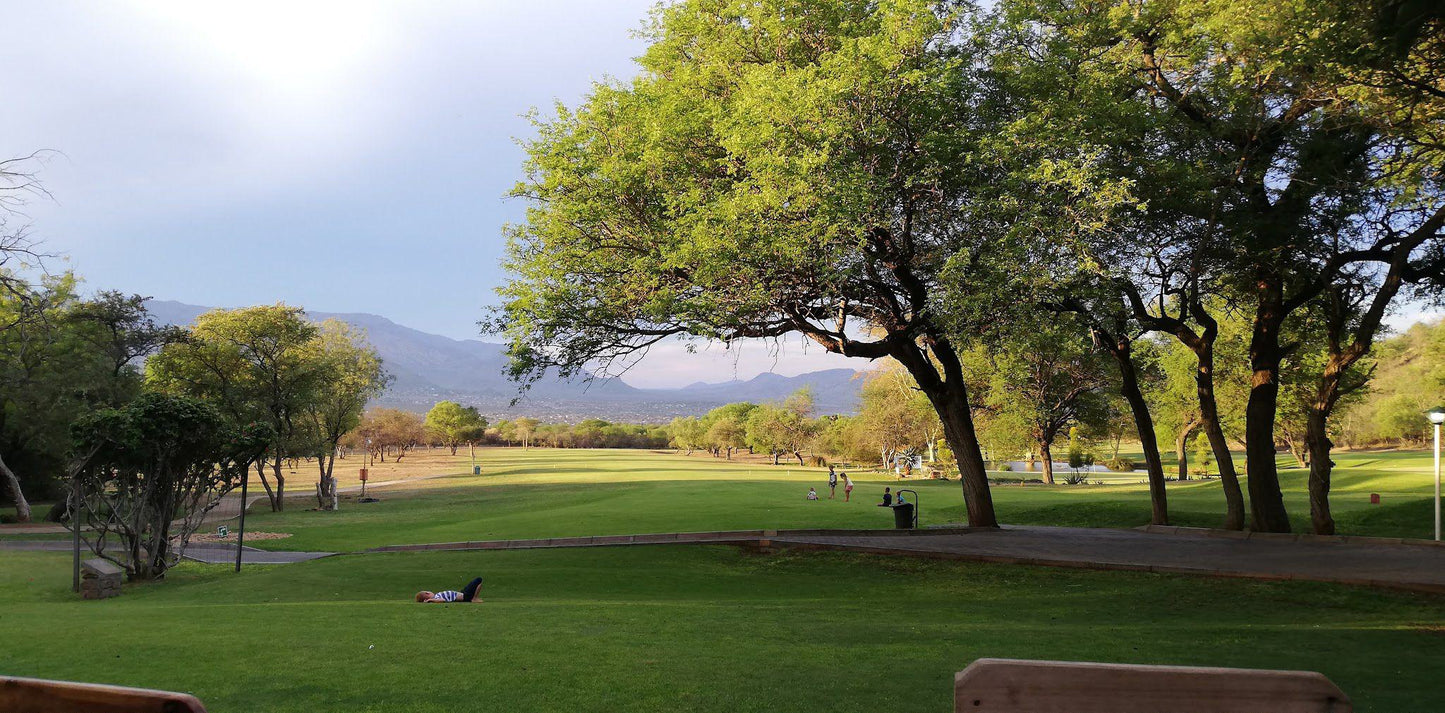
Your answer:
(997, 463), (1013, 472)
(1103, 457), (1135, 472)
(1067, 444), (1085, 469)
(805, 455), (828, 468)
(1063, 472), (1089, 485)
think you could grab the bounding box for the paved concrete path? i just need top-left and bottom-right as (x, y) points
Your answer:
(371, 525), (1445, 594)
(0, 539), (334, 565)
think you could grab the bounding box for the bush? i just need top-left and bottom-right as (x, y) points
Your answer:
(1063, 472), (1089, 485)
(989, 476), (1043, 485)
(1103, 457), (1135, 472)
(804, 455), (828, 468)
(997, 463), (1013, 472)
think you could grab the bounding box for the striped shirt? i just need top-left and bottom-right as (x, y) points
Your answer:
(435, 590), (462, 602)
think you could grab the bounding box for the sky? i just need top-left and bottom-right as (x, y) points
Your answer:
(0, 0), (857, 388)
(0, 2), (1434, 389)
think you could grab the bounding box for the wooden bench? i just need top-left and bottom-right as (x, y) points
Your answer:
(954, 658), (1351, 712)
(80, 558), (123, 600)
(0, 676), (207, 713)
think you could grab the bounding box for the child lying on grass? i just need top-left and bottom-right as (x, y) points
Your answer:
(416, 577), (484, 603)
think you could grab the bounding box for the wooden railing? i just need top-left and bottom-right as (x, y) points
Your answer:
(954, 658), (1351, 712)
(0, 676), (207, 713)
(2, 659), (1355, 712)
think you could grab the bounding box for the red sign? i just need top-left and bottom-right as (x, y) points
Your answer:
(359, 468), (369, 482)
(1369, 493), (1380, 504)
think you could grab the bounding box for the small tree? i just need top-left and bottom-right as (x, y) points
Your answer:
(513, 417), (539, 449)
(302, 321), (388, 510)
(668, 416), (706, 454)
(70, 392), (271, 580)
(424, 401), (488, 456)
(147, 304), (324, 511)
(706, 416), (747, 460)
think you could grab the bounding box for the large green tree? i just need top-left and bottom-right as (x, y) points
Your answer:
(998, 0), (1445, 531)
(424, 401), (488, 456)
(71, 392), (271, 580)
(0, 278), (166, 522)
(964, 317), (1112, 487)
(148, 305), (324, 511)
(302, 321), (389, 510)
(492, 0), (1044, 527)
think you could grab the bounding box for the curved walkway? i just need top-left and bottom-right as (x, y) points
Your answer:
(0, 539), (333, 565)
(9, 522), (1444, 592)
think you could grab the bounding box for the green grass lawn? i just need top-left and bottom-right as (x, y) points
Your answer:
(3, 546), (1442, 713)
(231, 447), (1444, 552)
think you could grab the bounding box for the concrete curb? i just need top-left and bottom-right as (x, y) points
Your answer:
(1135, 524), (1445, 548)
(364, 527), (990, 553)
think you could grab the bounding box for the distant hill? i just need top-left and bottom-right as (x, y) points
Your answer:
(144, 300), (862, 422)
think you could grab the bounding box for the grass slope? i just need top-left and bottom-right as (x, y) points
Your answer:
(234, 448), (1445, 552)
(2, 547), (1442, 713)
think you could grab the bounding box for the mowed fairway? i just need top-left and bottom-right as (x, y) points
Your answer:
(237, 447), (1445, 552)
(5, 447), (1445, 712)
(3, 546), (1444, 713)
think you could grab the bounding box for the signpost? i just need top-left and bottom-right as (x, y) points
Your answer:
(234, 469), (248, 573)
(71, 474), (81, 593)
(360, 467), (369, 499)
(1427, 407), (1444, 542)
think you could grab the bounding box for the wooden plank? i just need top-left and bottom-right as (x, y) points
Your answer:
(0, 676), (207, 713)
(954, 658), (1351, 713)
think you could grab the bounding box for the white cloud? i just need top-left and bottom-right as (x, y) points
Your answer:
(609, 336), (865, 389)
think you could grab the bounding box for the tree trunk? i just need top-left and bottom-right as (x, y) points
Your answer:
(272, 457), (286, 512)
(256, 460), (278, 512)
(449, 444), (458, 456)
(315, 450), (338, 511)
(1284, 436), (1308, 468)
(1039, 441), (1055, 485)
(889, 339), (997, 528)
(0, 449), (33, 522)
(1176, 419), (1200, 481)
(1192, 348), (1246, 529)
(1108, 342), (1169, 525)
(794, 451), (805, 466)
(933, 390), (997, 527)
(1244, 302), (1292, 532)
(1305, 409), (1335, 535)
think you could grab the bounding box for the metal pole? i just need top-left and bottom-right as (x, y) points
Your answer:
(71, 474), (81, 593)
(235, 468), (248, 572)
(1434, 423), (1440, 542)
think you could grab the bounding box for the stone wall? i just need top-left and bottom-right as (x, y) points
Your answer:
(80, 558), (122, 600)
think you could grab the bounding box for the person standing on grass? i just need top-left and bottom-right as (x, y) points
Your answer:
(828, 466), (838, 499)
(842, 472), (853, 502)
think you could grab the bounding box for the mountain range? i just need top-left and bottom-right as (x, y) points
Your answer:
(144, 301), (863, 422)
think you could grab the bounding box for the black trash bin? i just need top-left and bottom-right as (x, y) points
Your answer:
(892, 502), (915, 529)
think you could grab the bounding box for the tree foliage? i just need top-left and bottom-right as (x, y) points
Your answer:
(70, 392), (271, 580)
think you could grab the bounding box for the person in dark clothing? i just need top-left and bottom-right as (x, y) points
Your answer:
(877, 487), (893, 507)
